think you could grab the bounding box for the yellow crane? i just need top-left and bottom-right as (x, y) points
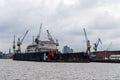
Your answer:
(83, 28), (91, 54)
(17, 30), (29, 53)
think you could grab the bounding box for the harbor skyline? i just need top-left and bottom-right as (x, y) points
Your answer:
(0, 0), (120, 52)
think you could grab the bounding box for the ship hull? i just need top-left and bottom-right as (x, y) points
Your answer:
(13, 52), (90, 63)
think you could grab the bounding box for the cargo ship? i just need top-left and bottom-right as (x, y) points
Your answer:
(12, 25), (90, 63)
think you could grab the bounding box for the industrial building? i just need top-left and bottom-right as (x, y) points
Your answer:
(94, 50), (120, 60)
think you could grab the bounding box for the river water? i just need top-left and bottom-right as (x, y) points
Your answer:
(0, 59), (120, 80)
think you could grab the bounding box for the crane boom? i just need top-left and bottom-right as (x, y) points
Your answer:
(93, 38), (102, 51)
(17, 30), (29, 53)
(36, 24), (42, 40)
(96, 38), (102, 47)
(35, 24), (42, 44)
(98, 38), (102, 45)
(83, 28), (91, 54)
(21, 30), (29, 43)
(83, 28), (88, 42)
(47, 30), (54, 41)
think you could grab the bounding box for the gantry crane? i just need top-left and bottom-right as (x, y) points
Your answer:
(17, 30), (29, 53)
(93, 38), (102, 51)
(83, 28), (91, 54)
(35, 24), (42, 44)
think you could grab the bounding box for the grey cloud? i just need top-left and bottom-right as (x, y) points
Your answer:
(79, 0), (102, 9)
(0, 0), (120, 52)
(79, 0), (120, 9)
(89, 13), (120, 30)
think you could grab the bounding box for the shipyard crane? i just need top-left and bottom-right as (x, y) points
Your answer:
(83, 28), (91, 54)
(46, 30), (59, 47)
(93, 38), (102, 51)
(17, 30), (29, 53)
(35, 24), (42, 44)
(46, 30), (54, 41)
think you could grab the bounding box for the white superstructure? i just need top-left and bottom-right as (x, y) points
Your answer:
(25, 26), (59, 53)
(25, 40), (59, 53)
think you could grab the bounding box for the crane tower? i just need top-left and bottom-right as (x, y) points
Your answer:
(17, 30), (29, 53)
(83, 28), (91, 54)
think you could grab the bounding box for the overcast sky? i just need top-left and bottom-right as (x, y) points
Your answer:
(0, 0), (120, 53)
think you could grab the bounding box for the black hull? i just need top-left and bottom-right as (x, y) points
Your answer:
(13, 52), (90, 63)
